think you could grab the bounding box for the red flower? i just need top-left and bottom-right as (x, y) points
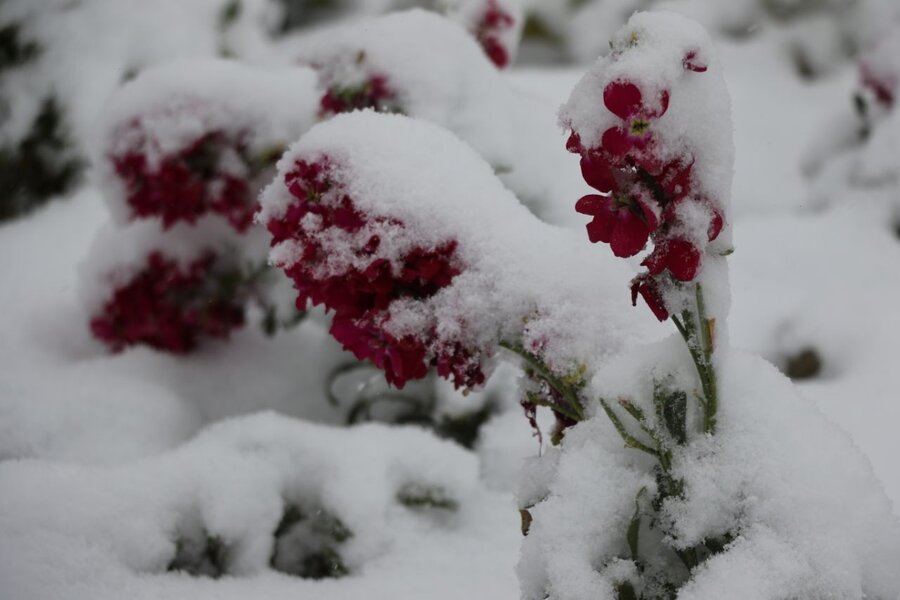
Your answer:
(601, 80), (670, 172)
(642, 238), (701, 282)
(475, 0), (515, 68)
(682, 50), (708, 73)
(579, 150), (617, 194)
(267, 157), (484, 390)
(331, 315), (429, 389)
(90, 252), (245, 353)
(630, 275), (668, 321)
(319, 75), (396, 117)
(113, 132), (256, 232)
(575, 191), (659, 258)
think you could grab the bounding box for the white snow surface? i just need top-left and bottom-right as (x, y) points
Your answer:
(0, 412), (521, 600)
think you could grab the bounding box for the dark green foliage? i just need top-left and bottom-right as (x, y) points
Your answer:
(167, 532), (229, 578)
(433, 404), (494, 448)
(0, 96), (82, 221)
(326, 361), (498, 449)
(274, 0), (345, 33)
(0, 23), (40, 69)
(270, 504), (352, 579)
(397, 483), (458, 511)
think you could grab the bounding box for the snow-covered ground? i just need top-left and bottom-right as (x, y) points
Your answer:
(2, 12), (899, 600)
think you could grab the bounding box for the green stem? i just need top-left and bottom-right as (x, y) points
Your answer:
(695, 285), (718, 433)
(670, 284), (718, 434)
(499, 340), (585, 421)
(599, 399), (659, 457)
(525, 391), (582, 423)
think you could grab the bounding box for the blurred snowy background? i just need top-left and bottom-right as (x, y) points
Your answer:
(2, 0), (900, 598)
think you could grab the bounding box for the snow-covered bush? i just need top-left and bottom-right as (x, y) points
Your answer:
(803, 21), (900, 222)
(292, 9), (584, 221)
(521, 0), (900, 77)
(0, 412), (481, 588)
(274, 0), (524, 68)
(0, 20), (81, 220)
(257, 10), (900, 599)
(0, 0), (280, 220)
(518, 11), (900, 600)
(258, 109), (657, 392)
(84, 59), (318, 352)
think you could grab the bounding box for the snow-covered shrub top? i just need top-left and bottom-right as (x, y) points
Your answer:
(98, 58), (318, 231)
(802, 21), (900, 207)
(0, 412), (480, 583)
(860, 23), (900, 109)
(86, 58), (315, 353)
(259, 110), (659, 389)
(81, 218), (265, 353)
(447, 0), (523, 68)
(561, 11), (733, 324)
(519, 348), (900, 600)
(546, 0), (900, 77)
(289, 9), (573, 221)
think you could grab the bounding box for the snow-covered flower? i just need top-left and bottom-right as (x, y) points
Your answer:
(90, 250), (245, 353)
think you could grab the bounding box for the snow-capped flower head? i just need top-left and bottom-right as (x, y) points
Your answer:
(859, 25), (900, 109)
(560, 11), (734, 321)
(260, 111), (657, 391)
(98, 59), (318, 231)
(448, 0), (523, 69)
(110, 130), (258, 231)
(260, 151), (483, 390)
(90, 250), (246, 353)
(318, 71), (398, 117)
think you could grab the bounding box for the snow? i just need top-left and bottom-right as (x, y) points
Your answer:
(520, 347), (900, 600)
(3, 4), (900, 600)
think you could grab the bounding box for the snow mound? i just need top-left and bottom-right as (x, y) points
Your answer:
(519, 347), (900, 600)
(0, 412), (481, 595)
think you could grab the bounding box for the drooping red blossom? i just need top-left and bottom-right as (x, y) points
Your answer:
(435, 340), (487, 390)
(682, 50), (708, 73)
(579, 150), (617, 194)
(575, 191), (659, 258)
(268, 157), (485, 390)
(331, 315), (430, 388)
(90, 251), (245, 353)
(860, 62), (896, 108)
(112, 131), (257, 232)
(642, 238), (701, 282)
(474, 0), (515, 68)
(319, 74), (397, 116)
(630, 274), (669, 321)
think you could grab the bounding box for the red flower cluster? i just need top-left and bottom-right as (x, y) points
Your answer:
(568, 68), (723, 321)
(473, 0), (515, 69)
(113, 131), (257, 232)
(90, 251), (245, 353)
(319, 74), (397, 117)
(267, 158), (485, 389)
